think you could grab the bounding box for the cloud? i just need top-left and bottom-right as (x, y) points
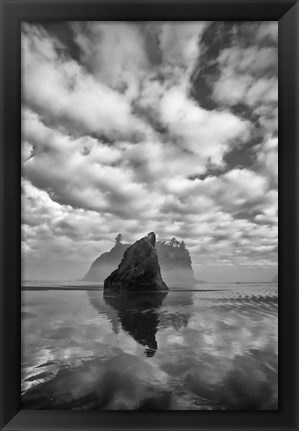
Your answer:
(158, 86), (250, 164)
(255, 22), (278, 43)
(22, 23), (151, 141)
(217, 45), (277, 76)
(159, 22), (207, 72)
(23, 110), (169, 221)
(21, 21), (278, 281)
(72, 22), (151, 99)
(21, 179), (151, 279)
(211, 23), (278, 108)
(212, 71), (277, 108)
(255, 105), (278, 135)
(254, 136), (278, 189)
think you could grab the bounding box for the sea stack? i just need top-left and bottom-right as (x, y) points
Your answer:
(104, 232), (168, 291)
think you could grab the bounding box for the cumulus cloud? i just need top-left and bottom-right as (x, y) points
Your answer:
(158, 86), (250, 163)
(211, 23), (278, 110)
(254, 135), (278, 189)
(22, 23), (151, 141)
(21, 21), (278, 281)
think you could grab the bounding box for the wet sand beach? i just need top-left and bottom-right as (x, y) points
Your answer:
(21, 282), (278, 410)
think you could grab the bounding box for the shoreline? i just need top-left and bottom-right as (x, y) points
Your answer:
(21, 286), (277, 292)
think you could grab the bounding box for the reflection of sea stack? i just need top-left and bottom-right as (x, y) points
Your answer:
(104, 291), (167, 357)
(87, 289), (194, 342)
(104, 232), (168, 292)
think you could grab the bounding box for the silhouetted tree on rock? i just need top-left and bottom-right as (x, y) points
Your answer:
(115, 234), (123, 245)
(180, 240), (186, 249)
(170, 237), (180, 247)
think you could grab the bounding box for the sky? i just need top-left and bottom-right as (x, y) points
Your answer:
(21, 21), (278, 282)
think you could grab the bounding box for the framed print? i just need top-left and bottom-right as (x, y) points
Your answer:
(0, 0), (298, 430)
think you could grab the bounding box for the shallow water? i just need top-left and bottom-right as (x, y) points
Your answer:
(21, 283), (278, 410)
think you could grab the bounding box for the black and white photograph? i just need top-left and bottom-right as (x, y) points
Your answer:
(21, 21), (278, 410)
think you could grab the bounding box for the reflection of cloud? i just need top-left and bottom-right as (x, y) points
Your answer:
(87, 290), (121, 334)
(22, 288), (277, 409)
(185, 349), (277, 410)
(22, 354), (171, 410)
(157, 292), (278, 410)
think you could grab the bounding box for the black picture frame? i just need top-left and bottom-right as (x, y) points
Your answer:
(0, 0), (298, 430)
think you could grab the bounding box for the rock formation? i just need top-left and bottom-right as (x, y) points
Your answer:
(84, 236), (194, 287)
(83, 243), (130, 282)
(156, 240), (194, 286)
(104, 232), (168, 291)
